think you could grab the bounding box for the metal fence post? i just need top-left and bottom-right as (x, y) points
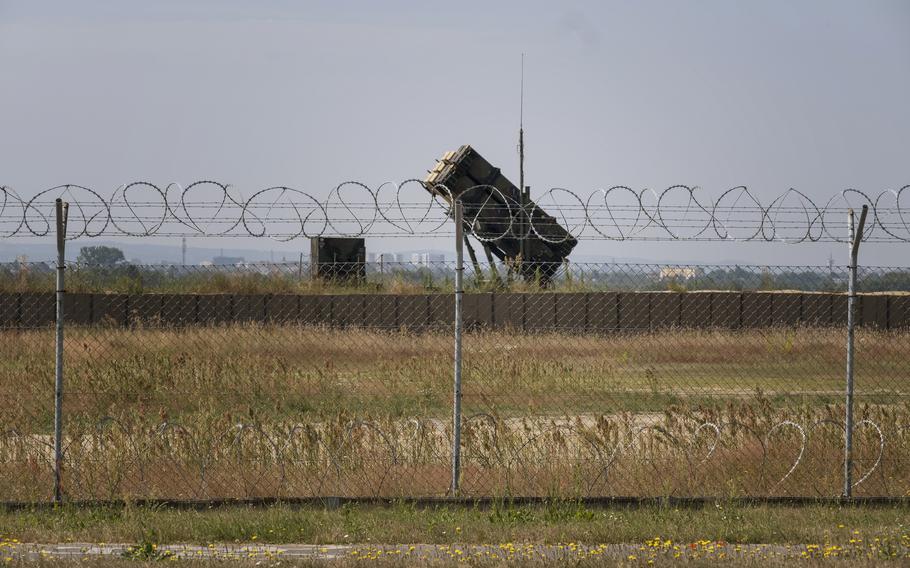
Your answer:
(53, 198), (69, 503)
(844, 204), (868, 498)
(451, 200), (464, 496)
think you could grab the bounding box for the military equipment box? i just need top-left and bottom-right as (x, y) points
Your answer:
(310, 237), (366, 282)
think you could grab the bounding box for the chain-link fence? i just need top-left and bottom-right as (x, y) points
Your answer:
(1, 260), (908, 502)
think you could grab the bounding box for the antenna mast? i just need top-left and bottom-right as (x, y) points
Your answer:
(519, 53), (525, 195)
(518, 53), (527, 266)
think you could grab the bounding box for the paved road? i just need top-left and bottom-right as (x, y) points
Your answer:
(0, 540), (894, 563)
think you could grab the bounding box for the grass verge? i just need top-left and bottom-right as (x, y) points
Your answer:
(1, 501), (909, 546)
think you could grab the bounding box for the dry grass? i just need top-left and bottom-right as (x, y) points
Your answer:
(0, 325), (907, 501)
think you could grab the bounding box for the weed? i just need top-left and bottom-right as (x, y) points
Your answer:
(122, 540), (173, 561)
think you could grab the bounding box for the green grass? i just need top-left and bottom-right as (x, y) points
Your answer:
(2, 504), (910, 566)
(1, 502), (908, 546)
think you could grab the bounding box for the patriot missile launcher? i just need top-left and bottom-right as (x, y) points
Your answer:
(423, 145), (576, 284)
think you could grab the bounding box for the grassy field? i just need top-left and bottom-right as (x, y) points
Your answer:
(1, 325), (907, 501)
(5, 325), (906, 418)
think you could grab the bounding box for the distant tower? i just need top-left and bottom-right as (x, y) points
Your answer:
(181, 237), (187, 265)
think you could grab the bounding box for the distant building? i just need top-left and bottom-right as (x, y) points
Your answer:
(659, 267), (699, 280)
(411, 252), (445, 266)
(212, 256), (245, 266)
(369, 252), (402, 263)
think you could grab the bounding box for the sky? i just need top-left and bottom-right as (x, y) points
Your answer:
(1, 0), (908, 265)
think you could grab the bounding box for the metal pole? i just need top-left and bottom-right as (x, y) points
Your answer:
(53, 198), (68, 504)
(844, 204), (868, 498)
(463, 235), (484, 283)
(451, 200), (464, 496)
(522, 185), (530, 279)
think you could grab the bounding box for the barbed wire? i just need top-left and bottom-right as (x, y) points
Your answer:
(1, 180), (908, 243)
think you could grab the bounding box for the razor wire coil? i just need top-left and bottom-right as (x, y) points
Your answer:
(0, 181), (908, 242)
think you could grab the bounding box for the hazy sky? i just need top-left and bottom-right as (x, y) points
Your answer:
(1, 1), (908, 265)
